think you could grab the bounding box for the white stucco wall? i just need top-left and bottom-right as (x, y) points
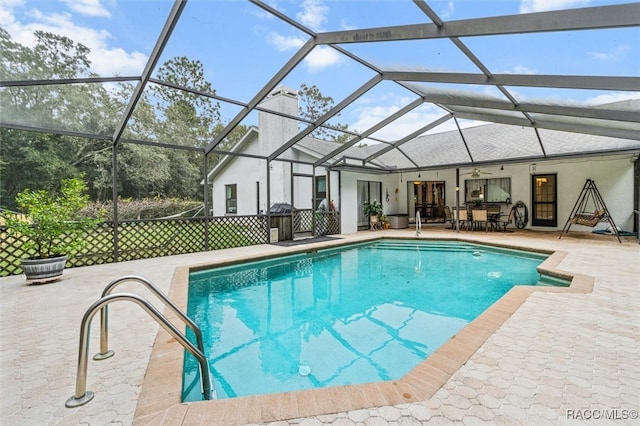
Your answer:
(339, 154), (636, 234)
(211, 156), (265, 216)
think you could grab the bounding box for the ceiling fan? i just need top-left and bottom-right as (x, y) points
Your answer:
(463, 168), (492, 179)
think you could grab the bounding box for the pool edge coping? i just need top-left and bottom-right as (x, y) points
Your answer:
(132, 236), (593, 425)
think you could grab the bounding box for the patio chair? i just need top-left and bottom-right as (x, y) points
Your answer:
(443, 206), (454, 229)
(472, 209), (489, 231)
(499, 207), (516, 231)
(453, 208), (469, 231)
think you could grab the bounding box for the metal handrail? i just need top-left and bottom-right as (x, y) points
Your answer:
(416, 210), (422, 236)
(94, 275), (204, 361)
(65, 293), (213, 408)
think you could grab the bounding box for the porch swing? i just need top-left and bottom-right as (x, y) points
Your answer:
(559, 179), (621, 243)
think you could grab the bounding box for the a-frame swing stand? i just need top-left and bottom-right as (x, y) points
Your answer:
(560, 179), (621, 243)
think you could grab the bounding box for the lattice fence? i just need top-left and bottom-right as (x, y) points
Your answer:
(294, 209), (314, 233)
(315, 211), (341, 236)
(293, 210), (340, 236)
(1, 215), (269, 277)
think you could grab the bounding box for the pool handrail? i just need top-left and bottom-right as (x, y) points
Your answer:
(94, 275), (204, 361)
(65, 292), (214, 408)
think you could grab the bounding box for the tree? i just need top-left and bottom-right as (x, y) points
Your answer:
(0, 28), (116, 206)
(298, 83), (353, 143)
(0, 28), (248, 206)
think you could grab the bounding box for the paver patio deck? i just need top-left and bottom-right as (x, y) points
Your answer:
(1, 228), (638, 425)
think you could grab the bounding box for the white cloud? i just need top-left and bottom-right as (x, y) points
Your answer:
(588, 45), (631, 62)
(61, 0), (111, 18)
(305, 45), (342, 72)
(1, 4), (147, 76)
(267, 32), (305, 51)
(296, 0), (328, 31)
(267, 32), (341, 72)
(349, 97), (454, 141)
(440, 1), (455, 19)
(586, 92), (640, 105)
(264, 0), (339, 71)
(520, 0), (590, 13)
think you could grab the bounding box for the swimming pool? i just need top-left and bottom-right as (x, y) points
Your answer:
(183, 239), (567, 401)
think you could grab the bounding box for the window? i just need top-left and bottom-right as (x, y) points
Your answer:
(225, 184), (237, 214)
(465, 178), (511, 204)
(315, 176), (326, 209)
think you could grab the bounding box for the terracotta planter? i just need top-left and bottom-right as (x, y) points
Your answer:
(21, 255), (68, 283)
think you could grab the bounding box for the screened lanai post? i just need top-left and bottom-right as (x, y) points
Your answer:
(203, 153), (209, 251)
(455, 168), (461, 233)
(266, 159), (271, 241)
(311, 170), (316, 235)
(111, 146), (119, 262)
(289, 162), (295, 237)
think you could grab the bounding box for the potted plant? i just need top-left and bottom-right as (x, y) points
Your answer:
(380, 214), (390, 229)
(1, 176), (101, 283)
(363, 199), (384, 230)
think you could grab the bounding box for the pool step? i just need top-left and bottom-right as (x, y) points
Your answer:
(369, 242), (480, 252)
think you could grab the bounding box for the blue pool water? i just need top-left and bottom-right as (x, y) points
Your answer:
(183, 240), (566, 401)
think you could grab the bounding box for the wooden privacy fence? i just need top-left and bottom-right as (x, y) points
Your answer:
(1, 212), (341, 277)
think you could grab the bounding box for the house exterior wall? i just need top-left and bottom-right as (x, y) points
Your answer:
(211, 156), (264, 216)
(339, 153), (636, 234)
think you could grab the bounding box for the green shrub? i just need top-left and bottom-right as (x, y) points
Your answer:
(2, 177), (102, 259)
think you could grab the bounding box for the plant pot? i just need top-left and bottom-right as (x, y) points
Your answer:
(369, 215), (383, 230)
(21, 255), (68, 283)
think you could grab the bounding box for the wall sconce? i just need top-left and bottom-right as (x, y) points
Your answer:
(500, 165), (504, 171)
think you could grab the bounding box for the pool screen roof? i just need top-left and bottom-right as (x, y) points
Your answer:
(1, 0), (639, 174)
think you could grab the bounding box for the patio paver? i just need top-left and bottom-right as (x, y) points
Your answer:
(1, 228), (638, 425)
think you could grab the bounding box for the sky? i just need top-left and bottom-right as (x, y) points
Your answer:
(2, 0), (639, 140)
